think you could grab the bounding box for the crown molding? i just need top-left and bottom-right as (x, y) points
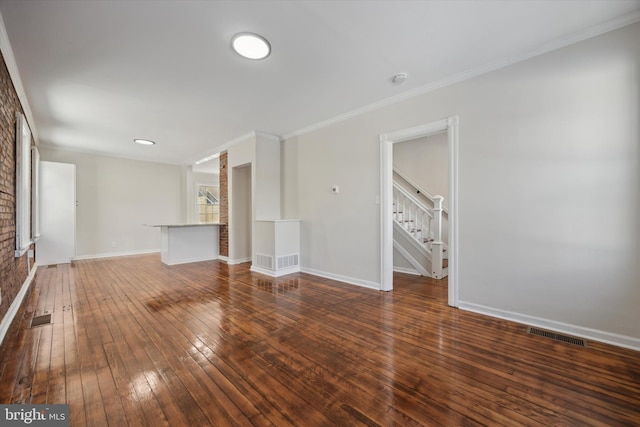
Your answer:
(183, 131), (281, 166)
(181, 131), (256, 165)
(282, 10), (640, 141)
(0, 10), (39, 145)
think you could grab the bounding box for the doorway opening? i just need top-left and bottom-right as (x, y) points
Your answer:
(380, 117), (459, 307)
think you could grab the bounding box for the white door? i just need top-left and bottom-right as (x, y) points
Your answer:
(38, 161), (76, 265)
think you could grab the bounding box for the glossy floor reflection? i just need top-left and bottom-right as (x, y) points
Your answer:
(0, 254), (638, 426)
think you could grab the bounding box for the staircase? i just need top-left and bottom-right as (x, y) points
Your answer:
(393, 170), (448, 279)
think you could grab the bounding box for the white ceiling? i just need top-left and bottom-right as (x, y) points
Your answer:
(1, 0), (639, 166)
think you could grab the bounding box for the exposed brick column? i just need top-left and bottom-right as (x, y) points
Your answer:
(0, 51), (31, 320)
(218, 151), (228, 257)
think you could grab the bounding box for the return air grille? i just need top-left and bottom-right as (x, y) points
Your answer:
(277, 254), (299, 270)
(256, 254), (274, 270)
(527, 326), (587, 347)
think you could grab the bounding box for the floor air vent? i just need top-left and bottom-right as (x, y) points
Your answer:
(31, 314), (52, 328)
(527, 326), (587, 347)
(47, 264), (58, 268)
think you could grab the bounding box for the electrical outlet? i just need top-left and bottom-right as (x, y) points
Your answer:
(331, 185), (339, 194)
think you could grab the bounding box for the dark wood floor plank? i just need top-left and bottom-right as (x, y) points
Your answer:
(1, 255), (639, 426)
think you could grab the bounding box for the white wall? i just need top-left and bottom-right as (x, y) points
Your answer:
(282, 23), (640, 344)
(394, 132), (448, 206)
(39, 147), (182, 257)
(255, 133), (281, 220)
(393, 247), (417, 274)
(281, 136), (298, 218)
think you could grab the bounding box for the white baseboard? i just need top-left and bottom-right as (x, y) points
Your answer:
(162, 256), (219, 266)
(72, 249), (160, 261)
(0, 262), (38, 346)
(458, 301), (640, 351)
(300, 267), (380, 291)
(393, 266), (421, 275)
(227, 257), (252, 265)
(250, 265), (301, 278)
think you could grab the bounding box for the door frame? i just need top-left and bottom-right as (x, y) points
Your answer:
(379, 116), (459, 307)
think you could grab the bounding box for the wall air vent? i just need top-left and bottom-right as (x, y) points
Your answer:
(256, 253), (274, 270)
(277, 254), (299, 270)
(527, 326), (587, 347)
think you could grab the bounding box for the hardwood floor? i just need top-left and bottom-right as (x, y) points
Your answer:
(0, 254), (639, 426)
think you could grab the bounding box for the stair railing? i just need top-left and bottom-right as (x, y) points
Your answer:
(393, 182), (445, 278)
(393, 168), (448, 215)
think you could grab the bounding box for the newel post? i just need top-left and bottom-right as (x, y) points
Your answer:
(431, 196), (444, 279)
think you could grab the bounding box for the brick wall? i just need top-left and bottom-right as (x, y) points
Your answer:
(219, 151), (228, 257)
(0, 51), (31, 321)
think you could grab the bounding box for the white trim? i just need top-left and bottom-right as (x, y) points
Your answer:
(0, 11), (39, 144)
(447, 117), (460, 307)
(300, 267), (380, 291)
(458, 301), (640, 352)
(382, 120), (449, 144)
(31, 147), (41, 240)
(380, 139), (394, 292)
(72, 249), (160, 261)
(282, 12), (640, 141)
(250, 265), (300, 278)
(15, 112), (32, 257)
(217, 255), (229, 263)
(393, 266), (421, 276)
(14, 248), (29, 257)
(380, 116), (459, 305)
(182, 131), (281, 166)
(226, 257), (252, 265)
(0, 263), (38, 346)
(250, 265), (274, 276)
(160, 256), (219, 266)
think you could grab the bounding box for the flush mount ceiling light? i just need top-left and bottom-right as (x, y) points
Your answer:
(134, 138), (155, 146)
(231, 32), (271, 60)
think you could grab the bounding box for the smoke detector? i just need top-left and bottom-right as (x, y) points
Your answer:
(392, 73), (408, 84)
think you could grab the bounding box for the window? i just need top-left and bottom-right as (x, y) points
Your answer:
(15, 112), (31, 256)
(32, 146), (40, 241)
(197, 185), (219, 223)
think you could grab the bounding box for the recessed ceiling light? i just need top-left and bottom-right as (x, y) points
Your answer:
(231, 32), (271, 60)
(134, 139), (155, 146)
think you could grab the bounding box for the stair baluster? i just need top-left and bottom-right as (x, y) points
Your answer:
(392, 182), (447, 279)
